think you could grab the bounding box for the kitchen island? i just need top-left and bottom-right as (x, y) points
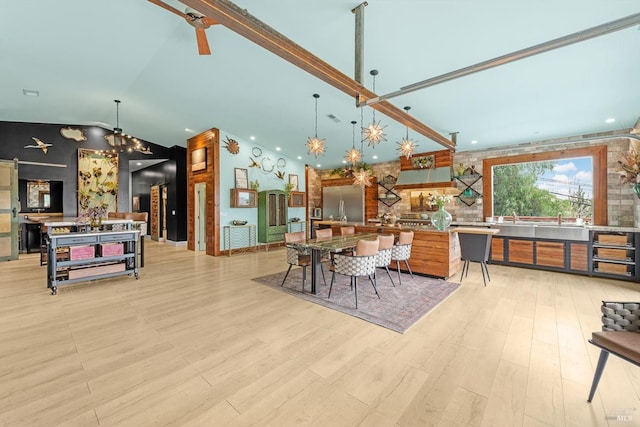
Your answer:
(354, 224), (462, 279)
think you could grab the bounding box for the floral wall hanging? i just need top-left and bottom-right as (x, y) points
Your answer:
(77, 149), (118, 216)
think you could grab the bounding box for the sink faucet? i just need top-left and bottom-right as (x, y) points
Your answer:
(512, 211), (518, 223)
(558, 212), (562, 225)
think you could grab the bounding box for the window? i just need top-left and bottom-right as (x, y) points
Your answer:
(482, 146), (607, 225)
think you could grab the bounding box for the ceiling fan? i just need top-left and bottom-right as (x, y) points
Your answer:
(148, 0), (218, 55)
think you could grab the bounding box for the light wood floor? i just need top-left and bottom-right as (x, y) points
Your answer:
(1, 241), (639, 427)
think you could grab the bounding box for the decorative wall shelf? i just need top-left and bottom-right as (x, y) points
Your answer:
(376, 178), (401, 207)
(454, 174), (482, 206)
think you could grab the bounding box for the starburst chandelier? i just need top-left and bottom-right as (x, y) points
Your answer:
(354, 110), (373, 188)
(344, 120), (361, 165)
(305, 93), (325, 157)
(397, 105), (419, 159)
(362, 70), (386, 147)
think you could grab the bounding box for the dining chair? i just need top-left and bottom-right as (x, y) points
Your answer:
(375, 234), (396, 286)
(329, 238), (380, 309)
(587, 301), (640, 403)
(391, 230), (414, 285)
(315, 228), (333, 240)
(281, 231), (325, 291)
(340, 226), (355, 236)
(315, 227), (336, 263)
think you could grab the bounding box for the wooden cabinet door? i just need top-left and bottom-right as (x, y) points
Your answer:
(568, 242), (589, 271)
(277, 193), (287, 226)
(509, 239), (533, 264)
(536, 241), (565, 268)
(491, 237), (505, 262)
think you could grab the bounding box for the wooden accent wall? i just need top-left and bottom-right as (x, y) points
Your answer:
(320, 177), (378, 222)
(187, 128), (220, 256)
(399, 149), (454, 171)
(482, 145), (607, 225)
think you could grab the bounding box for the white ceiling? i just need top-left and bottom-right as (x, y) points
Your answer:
(1, 0), (639, 169)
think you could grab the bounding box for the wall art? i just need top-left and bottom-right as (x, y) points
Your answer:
(77, 148), (118, 216)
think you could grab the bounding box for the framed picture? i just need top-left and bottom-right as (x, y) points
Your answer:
(289, 174), (299, 191)
(235, 168), (249, 189)
(191, 147), (207, 172)
(132, 196), (140, 211)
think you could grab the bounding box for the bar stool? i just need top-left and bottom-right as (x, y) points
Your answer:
(391, 231), (414, 285)
(329, 238), (380, 309)
(458, 230), (495, 287)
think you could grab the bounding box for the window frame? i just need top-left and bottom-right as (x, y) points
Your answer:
(482, 146), (607, 225)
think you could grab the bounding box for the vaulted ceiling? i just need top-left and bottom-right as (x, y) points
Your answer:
(1, 0), (639, 169)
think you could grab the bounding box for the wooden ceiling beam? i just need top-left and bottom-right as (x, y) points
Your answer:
(180, 0), (455, 151)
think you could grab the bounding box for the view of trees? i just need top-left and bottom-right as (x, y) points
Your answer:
(493, 160), (593, 219)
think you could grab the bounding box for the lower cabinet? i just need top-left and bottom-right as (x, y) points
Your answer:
(491, 237), (505, 262)
(508, 239), (534, 265)
(536, 241), (565, 268)
(591, 231), (638, 280)
(568, 242), (589, 272)
(489, 232), (638, 282)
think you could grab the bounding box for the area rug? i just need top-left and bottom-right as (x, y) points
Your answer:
(252, 267), (461, 334)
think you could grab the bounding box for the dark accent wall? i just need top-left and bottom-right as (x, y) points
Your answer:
(130, 146), (187, 242)
(0, 120), (187, 240)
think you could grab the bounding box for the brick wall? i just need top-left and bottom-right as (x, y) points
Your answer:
(308, 132), (639, 226)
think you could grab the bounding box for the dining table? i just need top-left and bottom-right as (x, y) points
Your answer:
(288, 232), (379, 294)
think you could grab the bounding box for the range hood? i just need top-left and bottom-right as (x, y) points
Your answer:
(394, 167), (453, 189)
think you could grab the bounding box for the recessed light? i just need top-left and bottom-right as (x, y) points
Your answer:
(471, 140), (478, 144)
(297, 156), (302, 160)
(276, 147), (281, 151)
(342, 160), (347, 164)
(316, 164), (321, 168)
(22, 89), (39, 97)
(605, 118), (615, 124)
(372, 155), (378, 160)
(185, 128), (194, 133)
(250, 136), (256, 141)
(136, 162), (142, 166)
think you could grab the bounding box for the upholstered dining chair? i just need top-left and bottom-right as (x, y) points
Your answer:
(587, 301), (640, 403)
(340, 226), (355, 236)
(315, 228), (333, 240)
(391, 230), (414, 285)
(375, 234), (396, 286)
(315, 227), (335, 263)
(329, 238), (380, 309)
(281, 231), (325, 291)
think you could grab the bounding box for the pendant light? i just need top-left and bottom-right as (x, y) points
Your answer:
(305, 93), (326, 157)
(104, 99), (152, 155)
(396, 106), (419, 159)
(344, 120), (362, 165)
(362, 69), (387, 146)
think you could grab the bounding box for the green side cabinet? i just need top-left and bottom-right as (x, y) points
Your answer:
(257, 190), (288, 243)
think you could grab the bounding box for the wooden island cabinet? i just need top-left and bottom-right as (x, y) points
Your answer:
(354, 225), (461, 279)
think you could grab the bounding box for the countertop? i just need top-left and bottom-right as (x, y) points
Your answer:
(453, 221), (640, 233)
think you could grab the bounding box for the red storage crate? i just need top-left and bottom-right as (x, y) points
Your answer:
(69, 245), (95, 260)
(99, 243), (124, 257)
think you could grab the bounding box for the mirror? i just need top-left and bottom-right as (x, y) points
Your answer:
(27, 180), (50, 208)
(19, 179), (63, 213)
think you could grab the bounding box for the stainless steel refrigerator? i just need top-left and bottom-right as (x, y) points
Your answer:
(322, 185), (364, 222)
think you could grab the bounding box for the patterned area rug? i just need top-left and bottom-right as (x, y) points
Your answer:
(252, 266), (461, 334)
